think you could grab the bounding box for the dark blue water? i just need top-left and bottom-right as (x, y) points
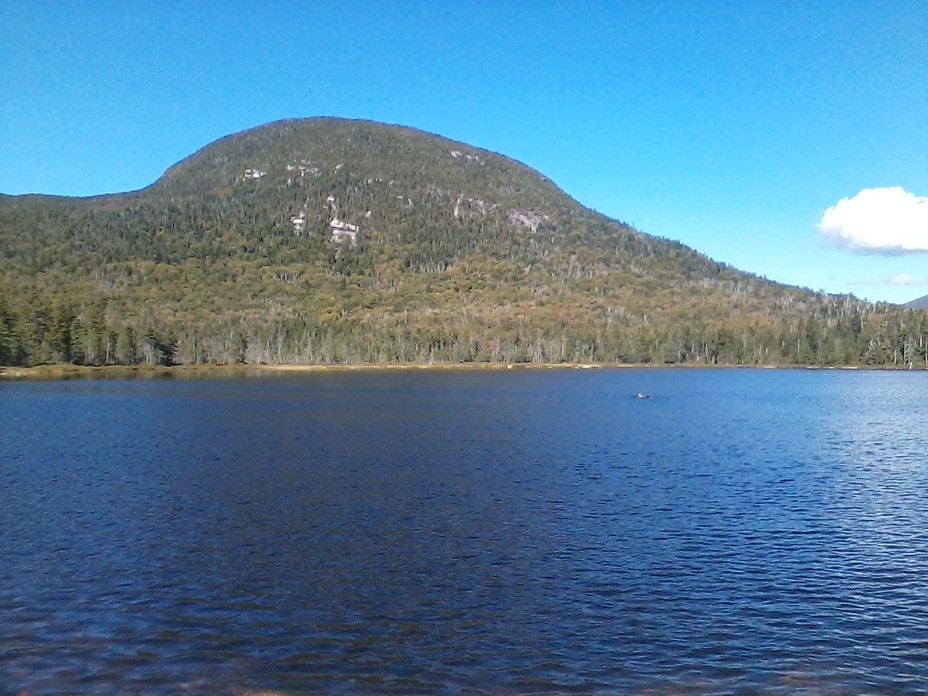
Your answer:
(2, 368), (927, 695)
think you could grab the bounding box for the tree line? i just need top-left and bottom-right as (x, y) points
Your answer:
(3, 289), (927, 369)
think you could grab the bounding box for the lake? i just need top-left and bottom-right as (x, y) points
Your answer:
(2, 368), (927, 694)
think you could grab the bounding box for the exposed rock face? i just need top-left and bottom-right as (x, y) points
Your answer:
(508, 209), (550, 233)
(329, 218), (359, 245)
(290, 212), (306, 235)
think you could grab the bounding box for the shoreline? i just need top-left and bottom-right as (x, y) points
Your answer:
(0, 361), (887, 381)
(0, 362), (614, 380)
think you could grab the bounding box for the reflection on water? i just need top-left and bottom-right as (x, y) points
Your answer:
(2, 369), (927, 694)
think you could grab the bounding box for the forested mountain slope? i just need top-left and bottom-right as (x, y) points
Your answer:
(1, 117), (926, 367)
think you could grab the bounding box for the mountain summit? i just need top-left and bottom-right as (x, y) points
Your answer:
(0, 118), (924, 367)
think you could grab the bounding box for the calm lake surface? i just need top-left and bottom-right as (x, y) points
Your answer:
(2, 368), (927, 695)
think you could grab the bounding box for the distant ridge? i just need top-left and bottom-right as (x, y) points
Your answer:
(0, 117), (926, 368)
(905, 294), (928, 310)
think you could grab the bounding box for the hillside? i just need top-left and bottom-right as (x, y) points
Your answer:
(906, 294), (928, 310)
(1, 117), (926, 367)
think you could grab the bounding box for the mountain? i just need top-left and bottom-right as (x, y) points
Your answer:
(906, 294), (928, 310)
(1, 117), (926, 368)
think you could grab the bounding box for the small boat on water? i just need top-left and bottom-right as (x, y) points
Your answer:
(636, 392), (650, 399)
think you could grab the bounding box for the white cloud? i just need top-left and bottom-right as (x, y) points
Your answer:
(851, 273), (927, 287)
(890, 273), (926, 285)
(819, 187), (928, 253)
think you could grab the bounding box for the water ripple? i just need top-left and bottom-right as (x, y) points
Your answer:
(2, 369), (928, 694)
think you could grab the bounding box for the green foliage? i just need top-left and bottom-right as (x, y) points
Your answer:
(1, 118), (925, 368)
(116, 326), (137, 365)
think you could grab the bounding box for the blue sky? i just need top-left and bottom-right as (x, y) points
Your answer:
(2, 1), (926, 303)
